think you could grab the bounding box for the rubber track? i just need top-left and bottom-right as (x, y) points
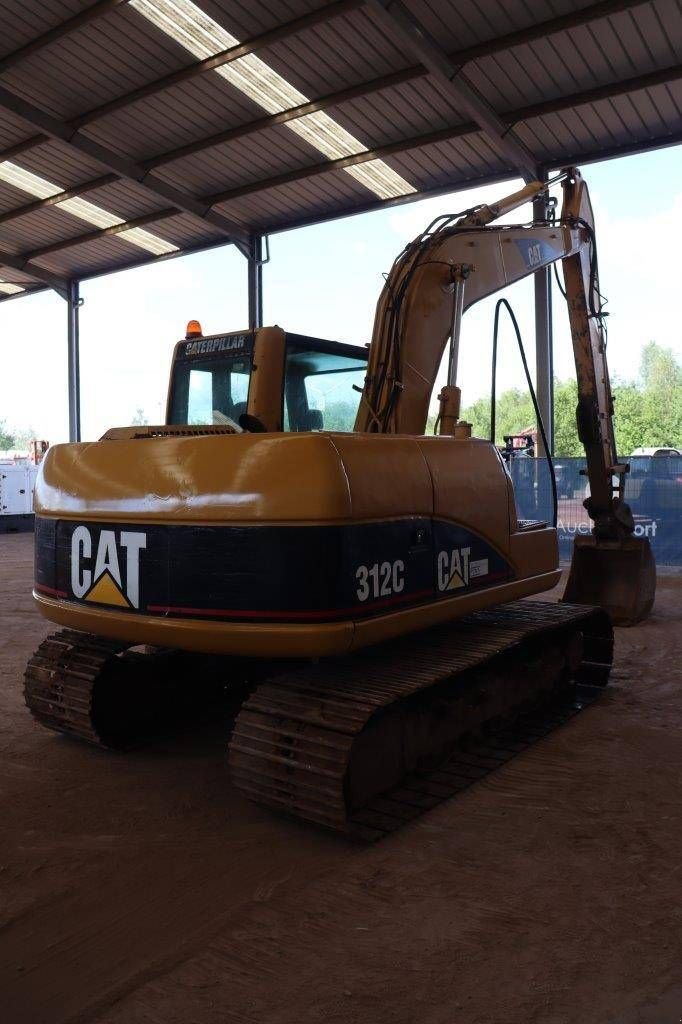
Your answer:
(24, 630), (129, 746)
(228, 601), (612, 839)
(348, 682), (602, 841)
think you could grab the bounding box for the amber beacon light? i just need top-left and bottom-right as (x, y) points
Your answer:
(185, 319), (203, 339)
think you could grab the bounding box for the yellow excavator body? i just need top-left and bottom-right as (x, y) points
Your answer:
(25, 169), (648, 836)
(33, 426), (560, 657)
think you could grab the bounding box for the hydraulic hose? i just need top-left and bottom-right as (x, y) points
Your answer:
(490, 298), (558, 527)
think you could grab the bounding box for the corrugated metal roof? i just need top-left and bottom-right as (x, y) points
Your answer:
(0, 0), (679, 301)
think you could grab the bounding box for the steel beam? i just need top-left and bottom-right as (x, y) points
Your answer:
(206, 123), (475, 205)
(3, 55), (676, 182)
(0, 83), (251, 252)
(0, 0), (648, 171)
(144, 67), (419, 170)
(247, 235), (264, 330)
(127, 34), (682, 172)
(1, 60), (670, 256)
(21, 208), (178, 262)
(533, 187), (554, 457)
(0, 0), (364, 163)
(82, 0), (645, 140)
(365, 0), (538, 181)
(259, 129), (682, 239)
(67, 281), (82, 443)
(544, 127), (682, 170)
(1, 62), (678, 260)
(72, 0), (363, 129)
(89, 0), (641, 132)
(203, 64), (682, 207)
(31, 129), (679, 290)
(0, 175), (118, 228)
(0, 246), (68, 298)
(441, 0), (647, 67)
(508, 64), (682, 125)
(0, 0), (129, 74)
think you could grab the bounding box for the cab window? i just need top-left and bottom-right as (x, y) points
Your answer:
(283, 343), (366, 432)
(169, 354), (252, 425)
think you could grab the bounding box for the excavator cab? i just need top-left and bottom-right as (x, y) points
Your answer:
(166, 324), (368, 434)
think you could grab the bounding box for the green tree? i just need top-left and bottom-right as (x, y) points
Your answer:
(469, 341), (681, 455)
(638, 341), (682, 446)
(461, 388), (535, 445)
(0, 420), (15, 449)
(11, 425), (38, 450)
(459, 395), (491, 438)
(612, 383), (648, 455)
(429, 341), (681, 450)
(320, 400), (357, 431)
(553, 378), (581, 456)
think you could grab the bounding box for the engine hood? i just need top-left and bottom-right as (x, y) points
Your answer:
(34, 431), (354, 523)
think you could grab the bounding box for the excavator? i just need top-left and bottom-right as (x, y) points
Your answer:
(25, 167), (655, 838)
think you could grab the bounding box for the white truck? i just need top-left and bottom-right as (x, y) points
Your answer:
(0, 452), (41, 532)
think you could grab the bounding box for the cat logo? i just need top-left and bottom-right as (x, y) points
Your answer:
(514, 237), (550, 270)
(437, 547), (489, 592)
(70, 526), (146, 609)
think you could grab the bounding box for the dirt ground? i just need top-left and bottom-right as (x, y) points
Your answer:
(1, 531), (681, 1024)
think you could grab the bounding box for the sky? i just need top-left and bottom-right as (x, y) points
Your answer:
(0, 144), (680, 445)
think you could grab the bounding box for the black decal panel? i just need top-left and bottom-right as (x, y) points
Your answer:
(36, 517), (515, 622)
(433, 521), (514, 594)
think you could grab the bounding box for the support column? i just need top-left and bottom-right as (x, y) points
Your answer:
(533, 190), (553, 456)
(66, 279), (81, 442)
(247, 234), (263, 330)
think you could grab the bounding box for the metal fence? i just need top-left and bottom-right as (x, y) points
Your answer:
(509, 456), (682, 566)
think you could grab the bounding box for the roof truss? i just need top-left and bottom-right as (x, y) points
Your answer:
(0, 0), (677, 297)
(4, 62), (680, 276)
(0, 81), (251, 253)
(365, 0), (539, 180)
(0, 245), (68, 298)
(0, 0), (130, 74)
(0, 0), (649, 171)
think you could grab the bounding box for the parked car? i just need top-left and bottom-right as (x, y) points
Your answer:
(552, 462), (576, 499)
(630, 447), (681, 457)
(584, 448), (682, 510)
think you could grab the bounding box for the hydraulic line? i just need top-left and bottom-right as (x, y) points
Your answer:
(490, 298), (558, 527)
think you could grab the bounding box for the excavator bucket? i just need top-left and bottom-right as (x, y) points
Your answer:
(563, 535), (656, 626)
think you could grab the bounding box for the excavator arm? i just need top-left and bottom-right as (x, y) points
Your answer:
(356, 168), (655, 623)
(559, 173), (630, 539)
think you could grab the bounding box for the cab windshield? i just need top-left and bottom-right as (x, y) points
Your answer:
(169, 351), (252, 426)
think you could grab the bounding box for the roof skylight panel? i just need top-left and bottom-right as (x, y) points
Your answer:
(0, 280), (24, 295)
(0, 162), (177, 255)
(131, 0), (415, 200)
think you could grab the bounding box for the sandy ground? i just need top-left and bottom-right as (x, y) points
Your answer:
(1, 530), (681, 1024)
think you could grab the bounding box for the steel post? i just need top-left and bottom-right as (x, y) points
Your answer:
(247, 234), (264, 330)
(533, 191), (553, 456)
(67, 280), (81, 442)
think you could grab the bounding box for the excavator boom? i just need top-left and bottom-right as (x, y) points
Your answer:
(356, 168), (655, 624)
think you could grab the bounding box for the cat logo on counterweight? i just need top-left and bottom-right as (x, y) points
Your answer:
(70, 526), (146, 609)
